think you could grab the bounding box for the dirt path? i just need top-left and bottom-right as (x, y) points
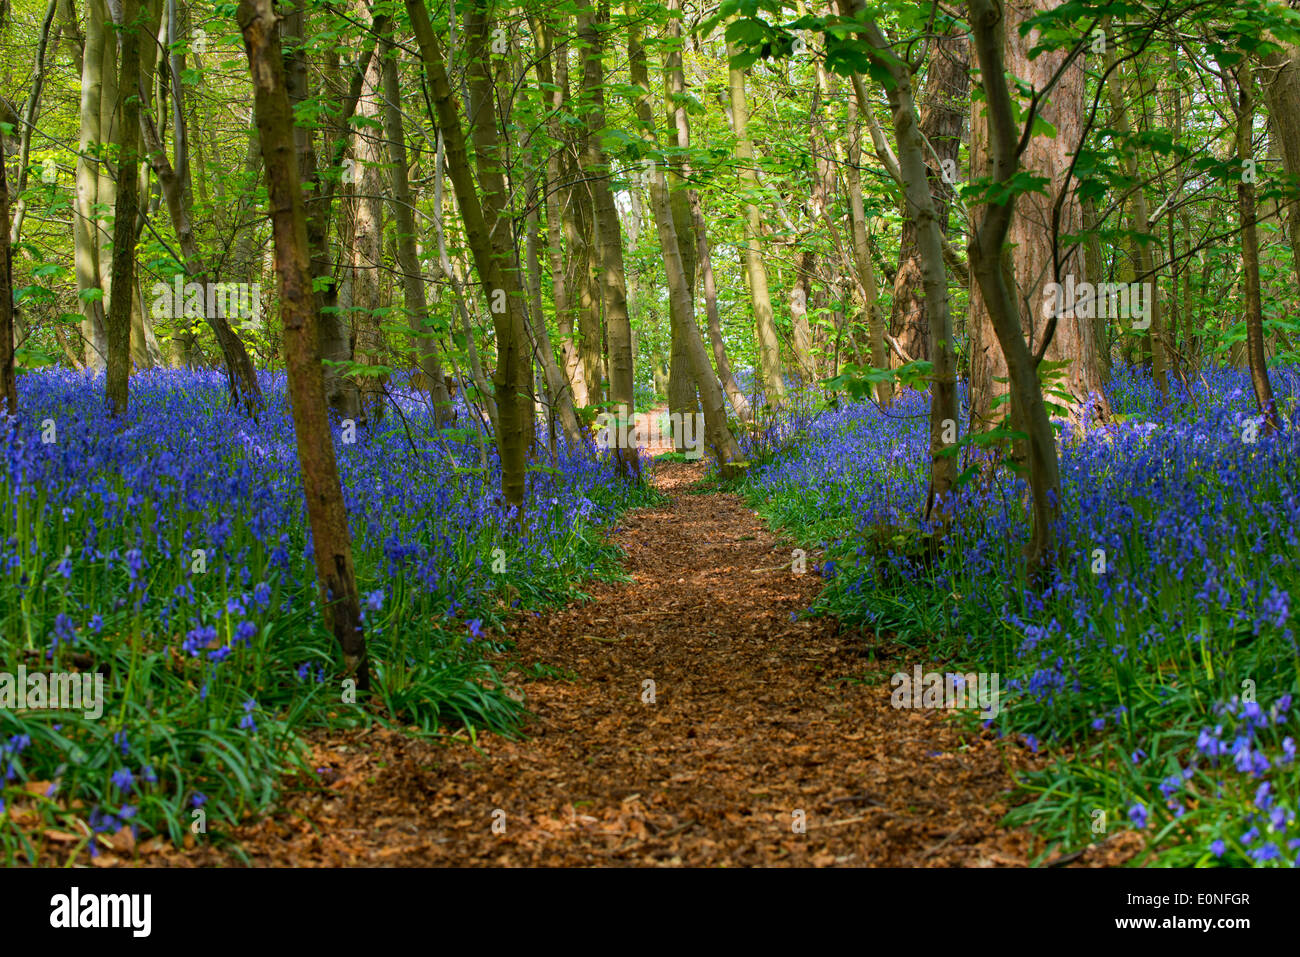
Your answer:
(187, 460), (1087, 866)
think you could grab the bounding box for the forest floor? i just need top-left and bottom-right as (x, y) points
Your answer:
(152, 458), (1141, 867)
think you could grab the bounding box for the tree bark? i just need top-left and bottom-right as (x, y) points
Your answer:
(889, 25), (967, 365)
(138, 50), (264, 412)
(1105, 47), (1167, 396)
(628, 20), (742, 470)
(1232, 57), (1280, 432)
(968, 0), (1110, 437)
(0, 124), (15, 414)
(379, 23), (453, 425)
(406, 0), (530, 508)
(75, 0), (109, 369)
(529, 17), (589, 409)
(845, 91), (891, 404)
(578, 0), (638, 479)
(727, 40), (786, 407)
(104, 0), (142, 416)
(1262, 39), (1300, 286)
(853, 8), (959, 516)
(664, 0), (749, 420)
(966, 0), (1066, 576)
(238, 0), (368, 690)
(344, 28), (387, 425)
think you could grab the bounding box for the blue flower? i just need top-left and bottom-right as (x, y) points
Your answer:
(1248, 843), (1280, 862)
(1128, 804), (1148, 829)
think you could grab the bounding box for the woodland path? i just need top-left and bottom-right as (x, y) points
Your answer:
(181, 459), (1126, 867)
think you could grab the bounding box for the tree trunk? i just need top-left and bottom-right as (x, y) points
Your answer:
(727, 41), (786, 407)
(280, 3), (364, 419)
(1081, 196), (1109, 382)
(75, 0), (108, 369)
(663, 0), (749, 420)
(380, 24), (453, 425)
(579, 0), (638, 479)
(344, 31), (387, 425)
(525, 174), (588, 449)
(406, 0), (530, 509)
(966, 0), (1066, 576)
(854, 9), (959, 516)
(9, 0), (58, 246)
(1262, 39), (1300, 286)
(138, 39), (264, 412)
(237, 0), (369, 690)
(628, 21), (742, 470)
(889, 25), (967, 365)
(968, 0), (1111, 437)
(1232, 57), (1280, 432)
(1105, 46), (1167, 396)
(0, 125), (15, 414)
(104, 0), (142, 416)
(846, 91), (891, 404)
(790, 251), (817, 385)
(529, 17), (590, 410)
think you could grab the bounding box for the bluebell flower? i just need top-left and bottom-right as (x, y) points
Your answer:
(110, 767), (133, 793)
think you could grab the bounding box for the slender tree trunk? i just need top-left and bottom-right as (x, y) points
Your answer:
(529, 18), (589, 410)
(790, 251), (816, 385)
(280, 4), (373, 420)
(1105, 47), (1167, 396)
(138, 46), (263, 410)
(10, 0), (57, 246)
(854, 10), (958, 516)
(345, 30), (387, 425)
(55, 0), (83, 73)
(75, 0), (108, 369)
(238, 0), (368, 689)
(579, 0), (638, 479)
(1232, 57), (1280, 432)
(380, 25), (453, 425)
(0, 128), (15, 414)
(846, 91), (891, 403)
(889, 25), (967, 364)
(525, 176), (587, 448)
(663, 0), (748, 420)
(1080, 197), (1110, 382)
(968, 0), (1110, 437)
(966, 0), (1066, 576)
(463, 0), (536, 495)
(628, 21), (742, 469)
(406, 0), (529, 508)
(727, 41), (786, 407)
(104, 0), (142, 416)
